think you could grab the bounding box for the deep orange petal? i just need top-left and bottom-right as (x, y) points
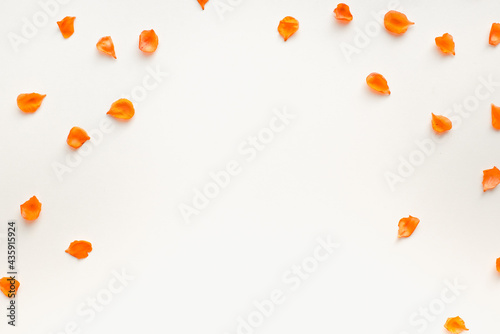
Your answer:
(444, 316), (468, 334)
(67, 127), (90, 149)
(334, 3), (353, 22)
(0, 277), (20, 298)
(366, 73), (390, 95)
(435, 33), (455, 55)
(20, 196), (42, 221)
(65, 240), (93, 259)
(483, 166), (500, 192)
(139, 29), (159, 53)
(197, 0), (209, 10)
(492, 104), (500, 130)
(57, 16), (75, 39)
(496, 257), (500, 272)
(397, 216), (420, 238)
(96, 36), (116, 59)
(431, 113), (452, 133)
(489, 23), (500, 46)
(384, 10), (414, 35)
(278, 16), (299, 41)
(17, 93), (46, 113)
(107, 99), (135, 120)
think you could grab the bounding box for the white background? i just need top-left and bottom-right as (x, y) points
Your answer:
(1, 0), (500, 333)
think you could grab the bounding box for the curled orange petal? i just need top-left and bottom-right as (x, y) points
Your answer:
(67, 127), (90, 149)
(96, 36), (116, 59)
(489, 23), (500, 46)
(197, 0), (209, 10)
(444, 316), (468, 334)
(139, 29), (159, 53)
(496, 257), (500, 272)
(107, 98), (135, 120)
(334, 3), (353, 22)
(20, 196), (42, 221)
(0, 277), (20, 298)
(384, 10), (414, 35)
(492, 104), (500, 130)
(278, 16), (299, 41)
(57, 16), (75, 39)
(431, 113), (452, 133)
(366, 73), (390, 95)
(17, 93), (46, 113)
(397, 216), (420, 238)
(435, 33), (455, 55)
(65, 240), (93, 259)
(483, 166), (500, 192)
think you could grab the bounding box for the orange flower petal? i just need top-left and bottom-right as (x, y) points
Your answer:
(444, 316), (468, 334)
(483, 166), (500, 192)
(397, 216), (420, 238)
(139, 29), (159, 53)
(57, 16), (75, 39)
(197, 0), (209, 10)
(67, 127), (90, 149)
(366, 73), (390, 95)
(334, 3), (353, 22)
(96, 36), (116, 59)
(435, 33), (455, 55)
(278, 16), (299, 41)
(0, 277), (20, 298)
(20, 196), (42, 221)
(384, 10), (414, 35)
(17, 93), (46, 113)
(107, 98), (135, 120)
(65, 240), (93, 259)
(496, 257), (500, 272)
(431, 113), (452, 133)
(489, 23), (500, 46)
(492, 104), (500, 130)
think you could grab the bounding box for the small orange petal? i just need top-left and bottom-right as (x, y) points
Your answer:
(492, 104), (500, 130)
(483, 166), (500, 192)
(397, 216), (420, 238)
(444, 316), (468, 334)
(489, 23), (500, 46)
(107, 98), (135, 120)
(139, 29), (159, 53)
(20, 196), (42, 221)
(496, 257), (500, 272)
(278, 16), (299, 41)
(435, 33), (455, 55)
(334, 3), (353, 22)
(65, 240), (93, 259)
(67, 127), (90, 149)
(431, 113), (452, 133)
(57, 16), (75, 39)
(384, 10), (414, 35)
(366, 73), (390, 95)
(0, 277), (20, 298)
(17, 93), (46, 113)
(197, 0), (209, 10)
(96, 36), (116, 59)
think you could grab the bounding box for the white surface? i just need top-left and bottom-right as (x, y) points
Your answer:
(1, 0), (500, 333)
